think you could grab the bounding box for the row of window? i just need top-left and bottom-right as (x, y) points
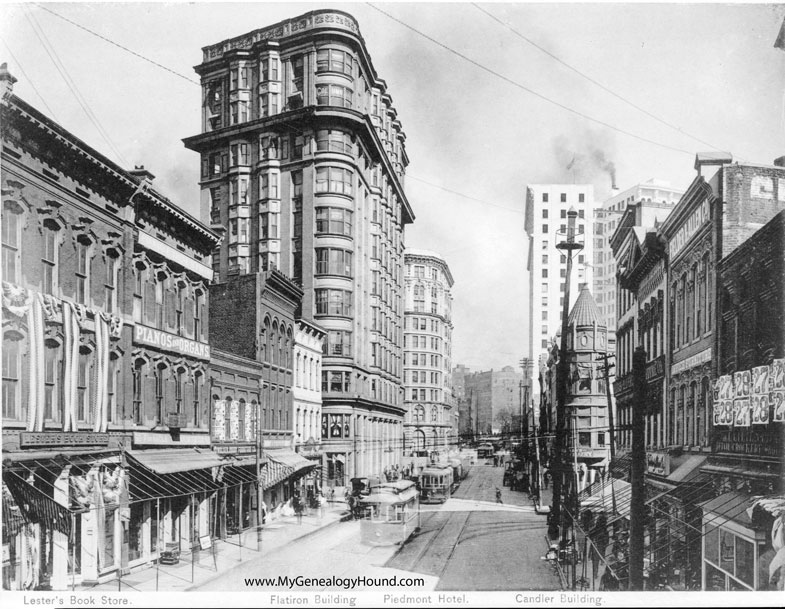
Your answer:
(404, 335), (442, 350)
(410, 404), (441, 423)
(407, 352), (443, 367)
(541, 223), (585, 234)
(542, 208), (586, 219)
(409, 388), (441, 402)
(408, 370), (441, 385)
(406, 264), (441, 281)
(541, 192), (587, 203)
(2, 206), (121, 314)
(407, 317), (441, 332)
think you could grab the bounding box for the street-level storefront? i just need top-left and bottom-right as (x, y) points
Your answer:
(2, 452), (125, 590)
(260, 449), (318, 520)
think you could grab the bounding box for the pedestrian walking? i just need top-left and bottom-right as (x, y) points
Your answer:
(317, 491), (326, 519)
(495, 487), (503, 504)
(543, 470), (550, 489)
(294, 493), (304, 524)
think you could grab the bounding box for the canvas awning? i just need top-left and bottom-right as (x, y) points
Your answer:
(260, 449), (318, 490)
(126, 448), (230, 474)
(581, 478), (631, 520)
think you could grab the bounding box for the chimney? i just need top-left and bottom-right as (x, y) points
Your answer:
(774, 156), (785, 168)
(129, 165), (156, 182)
(0, 63), (18, 102)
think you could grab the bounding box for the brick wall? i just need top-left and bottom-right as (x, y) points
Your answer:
(209, 274), (259, 359)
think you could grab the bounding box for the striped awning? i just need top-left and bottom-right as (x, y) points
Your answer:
(3, 472), (72, 536)
(260, 449), (318, 490)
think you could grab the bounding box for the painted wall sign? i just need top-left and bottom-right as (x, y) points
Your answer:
(669, 198), (710, 259)
(20, 432), (110, 447)
(133, 324), (211, 360)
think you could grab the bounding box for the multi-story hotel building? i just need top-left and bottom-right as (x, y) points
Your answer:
(525, 184), (598, 399)
(403, 249), (455, 451)
(183, 9), (413, 485)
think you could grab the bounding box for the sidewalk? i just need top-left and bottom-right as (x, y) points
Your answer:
(75, 502), (351, 593)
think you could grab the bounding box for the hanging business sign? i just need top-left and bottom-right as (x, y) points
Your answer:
(20, 432), (110, 447)
(714, 359), (785, 426)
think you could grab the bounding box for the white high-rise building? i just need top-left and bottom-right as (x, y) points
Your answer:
(593, 180), (684, 334)
(525, 184), (599, 383)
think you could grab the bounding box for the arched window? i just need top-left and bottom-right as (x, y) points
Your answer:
(271, 321), (279, 365)
(238, 399), (246, 440)
(192, 370), (203, 428)
(155, 363), (167, 423)
(431, 405), (438, 422)
(2, 331), (23, 420)
(413, 405), (424, 423)
(224, 395), (233, 439)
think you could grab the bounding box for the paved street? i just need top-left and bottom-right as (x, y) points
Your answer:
(387, 464), (560, 590)
(192, 464), (560, 591)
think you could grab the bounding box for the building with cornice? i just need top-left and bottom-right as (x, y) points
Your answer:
(183, 10), (413, 486)
(403, 249), (455, 452)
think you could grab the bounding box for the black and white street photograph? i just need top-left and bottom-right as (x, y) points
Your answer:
(1, 2), (784, 607)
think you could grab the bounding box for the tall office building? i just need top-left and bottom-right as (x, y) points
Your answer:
(593, 179), (683, 334)
(403, 249), (455, 451)
(184, 9), (414, 482)
(525, 184), (598, 393)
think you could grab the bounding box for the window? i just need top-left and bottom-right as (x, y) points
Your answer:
(578, 209), (585, 218)
(259, 93), (280, 118)
(44, 340), (60, 421)
(323, 372), (350, 393)
(104, 252), (118, 314)
(316, 48), (354, 76)
(315, 248), (352, 277)
(77, 348), (90, 422)
(542, 209), (548, 219)
(315, 289), (352, 316)
(325, 330), (352, 357)
(561, 209), (567, 218)
(315, 84), (353, 108)
(155, 365), (166, 423)
(261, 213), (279, 240)
(2, 333), (20, 419)
(579, 193), (585, 203)
(260, 57), (279, 82)
(315, 166), (353, 196)
(542, 269), (548, 278)
(174, 369), (184, 415)
(315, 207), (352, 236)
(42, 220), (59, 294)
(542, 193), (549, 202)
(542, 224), (548, 233)
(2, 202), (21, 284)
(230, 143), (249, 166)
(560, 193), (567, 202)
(542, 240), (548, 250)
(132, 360), (144, 425)
(259, 172), (278, 199)
(316, 129), (352, 154)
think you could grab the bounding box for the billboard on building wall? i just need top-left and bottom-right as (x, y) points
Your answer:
(714, 359), (785, 426)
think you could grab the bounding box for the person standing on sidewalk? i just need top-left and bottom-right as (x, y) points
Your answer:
(317, 491), (326, 519)
(294, 493), (304, 524)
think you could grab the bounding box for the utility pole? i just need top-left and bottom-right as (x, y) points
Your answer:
(256, 397), (265, 549)
(628, 346), (647, 589)
(549, 208), (583, 539)
(596, 352), (617, 460)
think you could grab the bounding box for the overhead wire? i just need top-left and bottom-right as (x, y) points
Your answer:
(366, 3), (696, 156)
(22, 5), (128, 166)
(0, 36), (60, 121)
(470, 3), (734, 157)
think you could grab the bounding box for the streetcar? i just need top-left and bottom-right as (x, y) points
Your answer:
(476, 443), (495, 460)
(448, 458), (463, 490)
(357, 479), (420, 546)
(419, 464), (454, 503)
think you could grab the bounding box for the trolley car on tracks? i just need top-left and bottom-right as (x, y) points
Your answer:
(357, 479), (420, 546)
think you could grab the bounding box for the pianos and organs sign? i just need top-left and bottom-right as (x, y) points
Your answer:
(713, 359), (785, 427)
(134, 324), (211, 361)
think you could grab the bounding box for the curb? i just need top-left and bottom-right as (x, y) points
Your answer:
(184, 510), (351, 591)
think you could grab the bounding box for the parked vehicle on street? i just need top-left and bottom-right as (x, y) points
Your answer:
(358, 479), (420, 546)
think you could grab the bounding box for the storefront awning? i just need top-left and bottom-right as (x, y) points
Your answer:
(700, 491), (754, 527)
(3, 472), (72, 536)
(667, 455), (707, 483)
(580, 478), (631, 520)
(260, 449), (318, 490)
(126, 448), (230, 474)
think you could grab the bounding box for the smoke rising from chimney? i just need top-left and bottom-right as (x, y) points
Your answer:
(550, 131), (618, 192)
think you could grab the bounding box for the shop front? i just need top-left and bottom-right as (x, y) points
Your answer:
(260, 449), (318, 520)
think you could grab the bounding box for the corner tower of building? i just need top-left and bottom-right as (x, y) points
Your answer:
(184, 9), (414, 483)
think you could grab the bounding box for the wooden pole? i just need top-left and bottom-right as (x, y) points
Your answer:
(628, 346), (648, 590)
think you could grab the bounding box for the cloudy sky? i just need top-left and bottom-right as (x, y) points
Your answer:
(2, 2), (784, 371)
